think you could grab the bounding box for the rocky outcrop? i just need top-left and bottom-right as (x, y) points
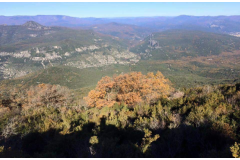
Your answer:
(0, 63), (31, 79)
(0, 44), (141, 80)
(149, 34), (160, 48)
(0, 51), (31, 58)
(65, 49), (140, 69)
(75, 45), (100, 52)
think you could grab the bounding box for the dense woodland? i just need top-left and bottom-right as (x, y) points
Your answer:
(0, 71), (240, 158)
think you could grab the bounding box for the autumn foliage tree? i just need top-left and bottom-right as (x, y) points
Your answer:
(84, 71), (174, 108)
(26, 83), (73, 108)
(0, 87), (26, 110)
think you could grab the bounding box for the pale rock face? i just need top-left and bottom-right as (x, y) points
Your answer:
(29, 34), (37, 37)
(107, 55), (117, 64)
(0, 22), (143, 80)
(0, 52), (12, 56)
(75, 45), (100, 52)
(93, 54), (107, 65)
(36, 48), (39, 53)
(45, 52), (62, 60)
(94, 39), (102, 42)
(53, 46), (61, 49)
(0, 51), (31, 58)
(0, 44), (140, 80)
(64, 52), (70, 56)
(0, 64), (31, 79)
(65, 61), (91, 69)
(13, 52), (31, 58)
(88, 45), (99, 50)
(114, 51), (138, 59)
(65, 49), (140, 69)
(32, 57), (43, 61)
(229, 32), (240, 37)
(75, 48), (83, 52)
(31, 52), (62, 62)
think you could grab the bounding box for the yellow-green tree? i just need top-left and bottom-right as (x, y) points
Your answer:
(230, 142), (240, 158)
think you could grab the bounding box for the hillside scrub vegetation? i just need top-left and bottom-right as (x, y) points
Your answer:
(0, 84), (73, 111)
(0, 71), (240, 157)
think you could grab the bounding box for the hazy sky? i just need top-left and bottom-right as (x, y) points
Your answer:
(0, 2), (240, 18)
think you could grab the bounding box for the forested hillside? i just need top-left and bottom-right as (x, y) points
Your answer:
(131, 30), (240, 60)
(0, 72), (240, 158)
(0, 21), (141, 81)
(1, 14), (240, 158)
(86, 22), (153, 40)
(1, 29), (240, 92)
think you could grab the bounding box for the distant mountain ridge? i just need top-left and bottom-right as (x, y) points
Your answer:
(1, 15), (240, 34)
(0, 21), (62, 45)
(87, 22), (154, 40)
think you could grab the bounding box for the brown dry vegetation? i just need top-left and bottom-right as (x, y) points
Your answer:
(159, 50), (240, 68)
(0, 84), (73, 112)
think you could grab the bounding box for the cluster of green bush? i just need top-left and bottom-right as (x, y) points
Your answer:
(0, 83), (240, 157)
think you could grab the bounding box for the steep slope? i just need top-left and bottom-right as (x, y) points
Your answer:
(1, 29), (240, 92)
(129, 30), (240, 86)
(130, 30), (240, 60)
(0, 65), (130, 91)
(0, 22), (141, 80)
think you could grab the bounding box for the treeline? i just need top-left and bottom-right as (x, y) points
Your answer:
(0, 72), (240, 157)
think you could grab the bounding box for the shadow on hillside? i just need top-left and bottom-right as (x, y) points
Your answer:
(151, 124), (234, 158)
(0, 117), (235, 158)
(0, 117), (145, 158)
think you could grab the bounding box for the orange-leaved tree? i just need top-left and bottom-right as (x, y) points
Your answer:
(84, 71), (174, 108)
